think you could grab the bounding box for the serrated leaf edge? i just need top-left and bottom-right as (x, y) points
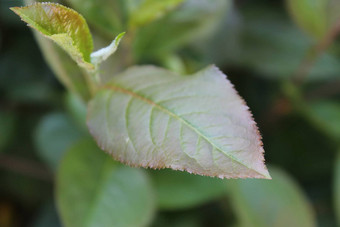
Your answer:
(10, 2), (94, 70)
(87, 65), (271, 179)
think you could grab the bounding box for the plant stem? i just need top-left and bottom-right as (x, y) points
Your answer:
(280, 21), (340, 144)
(83, 70), (98, 98)
(293, 21), (340, 84)
(0, 154), (53, 182)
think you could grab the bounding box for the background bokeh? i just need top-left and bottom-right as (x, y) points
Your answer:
(1, 0), (340, 226)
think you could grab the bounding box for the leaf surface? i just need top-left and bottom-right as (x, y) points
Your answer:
(229, 167), (316, 227)
(35, 113), (83, 171)
(87, 65), (270, 179)
(90, 32), (125, 66)
(57, 139), (155, 227)
(11, 3), (94, 70)
(33, 33), (91, 100)
(287, 0), (340, 39)
(308, 101), (340, 141)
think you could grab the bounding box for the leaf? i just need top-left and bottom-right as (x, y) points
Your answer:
(286, 0), (329, 39)
(33, 32), (91, 101)
(228, 167), (316, 227)
(150, 169), (226, 210)
(128, 0), (184, 28)
(286, 0), (340, 39)
(90, 32), (125, 66)
(87, 65), (270, 179)
(34, 113), (84, 171)
(57, 139), (155, 227)
(11, 3), (94, 70)
(308, 101), (340, 141)
(65, 92), (88, 131)
(335, 151), (340, 225)
(133, 0), (230, 59)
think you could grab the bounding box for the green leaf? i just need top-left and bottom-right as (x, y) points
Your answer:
(229, 167), (316, 227)
(87, 65), (270, 179)
(286, 0), (340, 39)
(335, 151), (340, 225)
(34, 113), (84, 171)
(57, 139), (155, 227)
(286, 0), (329, 39)
(33, 33), (91, 100)
(150, 169), (226, 210)
(65, 92), (88, 131)
(11, 3), (94, 70)
(134, 0), (230, 59)
(308, 101), (340, 141)
(128, 0), (184, 28)
(208, 6), (340, 81)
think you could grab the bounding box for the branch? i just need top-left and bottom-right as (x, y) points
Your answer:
(0, 154), (53, 182)
(293, 20), (340, 84)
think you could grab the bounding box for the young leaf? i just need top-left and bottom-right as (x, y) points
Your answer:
(90, 32), (125, 67)
(87, 65), (270, 179)
(11, 3), (94, 70)
(57, 139), (155, 227)
(33, 33), (91, 100)
(228, 167), (316, 227)
(150, 169), (226, 210)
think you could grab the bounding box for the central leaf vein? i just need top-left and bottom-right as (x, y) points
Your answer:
(102, 84), (260, 175)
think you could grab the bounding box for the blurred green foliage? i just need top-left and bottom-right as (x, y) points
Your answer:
(229, 167), (315, 227)
(1, 0), (340, 226)
(57, 139), (155, 227)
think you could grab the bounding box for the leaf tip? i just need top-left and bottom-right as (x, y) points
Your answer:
(9, 6), (22, 16)
(9, 6), (18, 11)
(260, 170), (272, 180)
(90, 31), (126, 66)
